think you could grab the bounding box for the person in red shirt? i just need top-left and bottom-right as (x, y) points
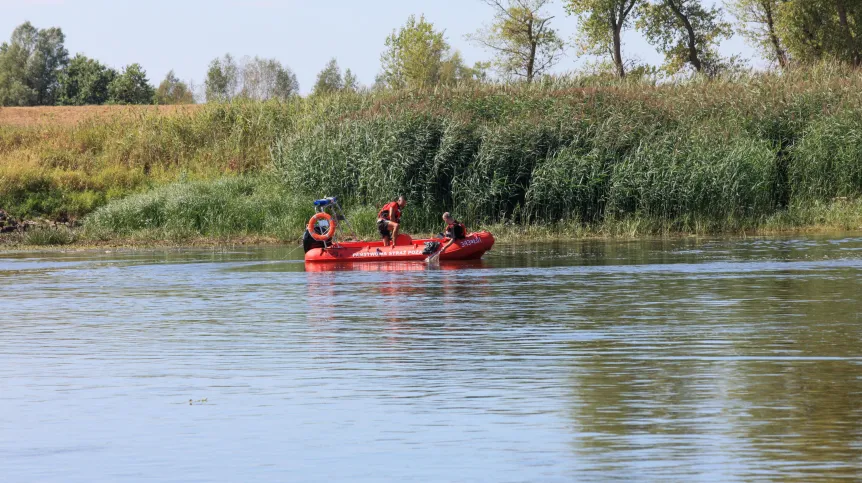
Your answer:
(377, 196), (406, 246)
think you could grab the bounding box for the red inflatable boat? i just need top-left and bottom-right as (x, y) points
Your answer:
(304, 232), (495, 263)
(302, 197), (495, 264)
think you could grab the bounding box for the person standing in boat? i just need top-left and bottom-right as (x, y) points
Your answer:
(377, 196), (407, 246)
(439, 212), (467, 252)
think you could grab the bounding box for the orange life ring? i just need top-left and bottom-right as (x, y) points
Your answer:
(307, 212), (337, 241)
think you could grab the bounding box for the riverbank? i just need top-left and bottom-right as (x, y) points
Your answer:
(2, 197), (860, 250)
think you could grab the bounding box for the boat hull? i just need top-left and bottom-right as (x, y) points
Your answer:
(304, 231), (495, 263)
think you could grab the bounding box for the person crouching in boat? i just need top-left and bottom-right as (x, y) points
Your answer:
(440, 212), (467, 252)
(377, 196), (406, 246)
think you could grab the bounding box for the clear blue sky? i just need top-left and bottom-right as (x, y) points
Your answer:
(0, 0), (759, 94)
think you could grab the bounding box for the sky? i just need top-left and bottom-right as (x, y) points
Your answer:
(0, 0), (761, 94)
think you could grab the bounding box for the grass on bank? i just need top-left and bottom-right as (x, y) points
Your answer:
(0, 226), (78, 247)
(79, 175), (386, 244)
(1, 175), (855, 248)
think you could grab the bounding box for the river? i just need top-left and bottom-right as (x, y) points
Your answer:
(1, 235), (861, 482)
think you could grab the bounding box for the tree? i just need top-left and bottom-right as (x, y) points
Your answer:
(380, 14), (450, 88)
(239, 57), (299, 100)
(566, 0), (641, 78)
(271, 62), (300, 99)
(439, 51), (489, 86)
(729, 0), (789, 68)
(0, 21), (68, 106)
(56, 54), (117, 105)
(155, 70), (195, 104)
(378, 14), (485, 89)
(343, 68), (359, 92)
(204, 54), (298, 101)
(776, 0), (861, 66)
(468, 0), (565, 82)
(107, 63), (154, 104)
(313, 58), (344, 95)
(204, 54), (239, 102)
(313, 59), (364, 94)
(638, 0), (733, 77)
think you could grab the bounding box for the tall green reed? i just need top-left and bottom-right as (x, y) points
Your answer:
(270, 65), (862, 234)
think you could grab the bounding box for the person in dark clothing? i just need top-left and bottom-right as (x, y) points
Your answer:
(377, 196), (406, 246)
(440, 212), (467, 252)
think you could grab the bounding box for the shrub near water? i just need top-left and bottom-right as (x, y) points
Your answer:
(21, 227), (77, 246)
(85, 176), (314, 241)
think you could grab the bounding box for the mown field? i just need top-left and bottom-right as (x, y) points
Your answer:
(0, 105), (200, 127)
(2, 65), (862, 246)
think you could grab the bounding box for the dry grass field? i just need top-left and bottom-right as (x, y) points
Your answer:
(0, 105), (201, 127)
(0, 101), (284, 223)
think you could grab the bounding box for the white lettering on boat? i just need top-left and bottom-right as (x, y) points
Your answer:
(460, 236), (482, 247)
(351, 249), (424, 258)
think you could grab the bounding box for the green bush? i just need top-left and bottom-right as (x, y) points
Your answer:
(23, 227), (77, 246)
(84, 175), (314, 240)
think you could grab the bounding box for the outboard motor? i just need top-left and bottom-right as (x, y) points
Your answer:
(422, 241), (441, 255)
(303, 228), (327, 253)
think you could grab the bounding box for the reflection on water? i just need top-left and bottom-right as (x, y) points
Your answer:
(1, 236), (862, 482)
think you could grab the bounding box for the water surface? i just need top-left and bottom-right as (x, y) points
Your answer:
(2, 236), (862, 482)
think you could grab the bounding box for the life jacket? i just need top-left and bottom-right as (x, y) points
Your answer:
(445, 221), (466, 240)
(378, 201), (402, 222)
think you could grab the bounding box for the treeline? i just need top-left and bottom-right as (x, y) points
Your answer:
(1, 0), (860, 107)
(0, 22), (194, 106)
(0, 23), (301, 107)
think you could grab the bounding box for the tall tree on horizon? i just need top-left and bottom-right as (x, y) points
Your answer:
(379, 14), (449, 89)
(638, 0), (733, 77)
(468, 0), (565, 83)
(0, 21), (68, 106)
(343, 68), (359, 92)
(204, 54), (298, 101)
(313, 59), (364, 95)
(155, 70), (195, 104)
(239, 57), (299, 100)
(313, 58), (344, 95)
(204, 54), (239, 102)
(776, 0), (860, 66)
(729, 0), (789, 68)
(566, 0), (642, 78)
(56, 54), (116, 105)
(107, 63), (154, 104)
